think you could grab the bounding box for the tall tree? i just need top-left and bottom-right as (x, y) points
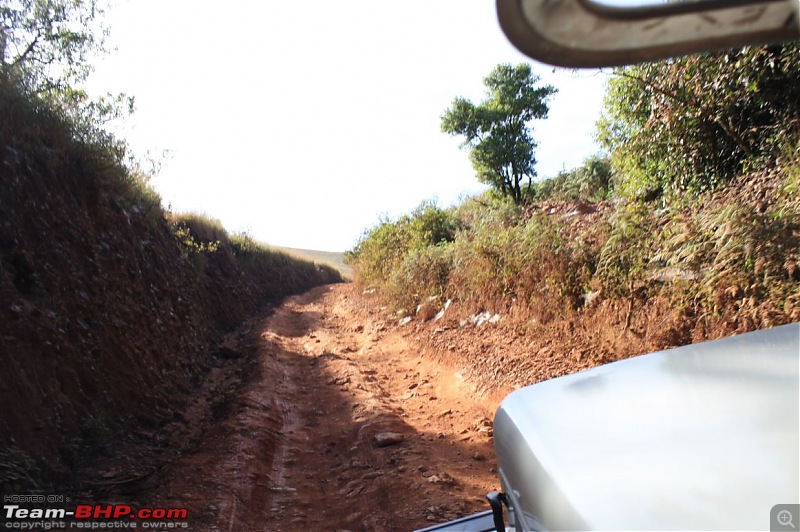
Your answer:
(441, 63), (556, 204)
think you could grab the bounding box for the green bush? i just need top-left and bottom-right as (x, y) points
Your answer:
(349, 194), (596, 316)
(599, 44), (800, 198)
(595, 202), (655, 297)
(529, 155), (614, 202)
(388, 243), (455, 309)
(346, 200), (458, 291)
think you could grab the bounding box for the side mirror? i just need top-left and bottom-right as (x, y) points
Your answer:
(497, 0), (800, 67)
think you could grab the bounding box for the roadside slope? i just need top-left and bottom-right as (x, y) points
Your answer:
(0, 83), (342, 493)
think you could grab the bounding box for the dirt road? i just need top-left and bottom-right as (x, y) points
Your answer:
(147, 284), (501, 531)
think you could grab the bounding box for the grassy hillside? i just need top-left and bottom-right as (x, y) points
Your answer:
(275, 246), (353, 279)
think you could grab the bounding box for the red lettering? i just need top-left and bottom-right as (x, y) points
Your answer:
(94, 505), (113, 519)
(75, 505), (92, 519)
(151, 508), (166, 519)
(113, 505), (132, 518)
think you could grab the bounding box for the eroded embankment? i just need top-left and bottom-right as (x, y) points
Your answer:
(0, 84), (340, 492)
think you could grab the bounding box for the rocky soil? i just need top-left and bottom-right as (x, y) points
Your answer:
(97, 283), (500, 531)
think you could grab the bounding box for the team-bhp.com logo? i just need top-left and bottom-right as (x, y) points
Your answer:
(4, 501), (189, 529)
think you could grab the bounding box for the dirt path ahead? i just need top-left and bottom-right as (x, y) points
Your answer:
(153, 284), (501, 531)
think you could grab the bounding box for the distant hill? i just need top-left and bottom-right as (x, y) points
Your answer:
(275, 247), (352, 279)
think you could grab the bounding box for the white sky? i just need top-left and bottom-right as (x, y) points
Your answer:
(88, 1), (609, 252)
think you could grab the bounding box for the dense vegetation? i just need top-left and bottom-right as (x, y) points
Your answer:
(348, 52), (800, 337)
(598, 43), (800, 198)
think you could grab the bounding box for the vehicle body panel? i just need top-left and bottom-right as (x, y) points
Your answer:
(494, 323), (799, 530)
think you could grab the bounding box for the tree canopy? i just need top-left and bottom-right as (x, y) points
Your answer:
(1, 0), (134, 154)
(441, 63), (556, 204)
(598, 43), (800, 198)
(0, 0), (108, 95)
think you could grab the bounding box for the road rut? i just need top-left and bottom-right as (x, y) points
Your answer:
(150, 284), (501, 531)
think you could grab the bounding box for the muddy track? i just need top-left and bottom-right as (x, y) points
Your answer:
(146, 284), (501, 531)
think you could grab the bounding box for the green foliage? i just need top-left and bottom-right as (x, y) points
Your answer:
(595, 202), (655, 297)
(454, 191), (521, 231)
(1, 0), (133, 155)
(346, 200), (458, 292)
(599, 44), (800, 198)
(166, 213), (343, 287)
(441, 63), (557, 204)
(349, 166), (798, 332)
(348, 195), (598, 316)
(655, 195), (800, 322)
(0, 0), (108, 94)
(388, 243), (454, 309)
(171, 212), (225, 254)
(448, 211), (591, 312)
(529, 155), (613, 202)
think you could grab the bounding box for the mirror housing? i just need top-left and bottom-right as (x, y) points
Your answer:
(497, 0), (800, 67)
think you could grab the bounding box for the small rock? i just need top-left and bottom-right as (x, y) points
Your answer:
(473, 452), (487, 461)
(374, 432), (405, 447)
(426, 472), (455, 484)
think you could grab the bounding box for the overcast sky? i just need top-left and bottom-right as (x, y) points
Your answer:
(88, 1), (609, 252)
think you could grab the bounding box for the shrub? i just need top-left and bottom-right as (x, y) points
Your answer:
(387, 243), (455, 310)
(595, 202), (655, 297)
(346, 200), (458, 291)
(529, 155), (614, 202)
